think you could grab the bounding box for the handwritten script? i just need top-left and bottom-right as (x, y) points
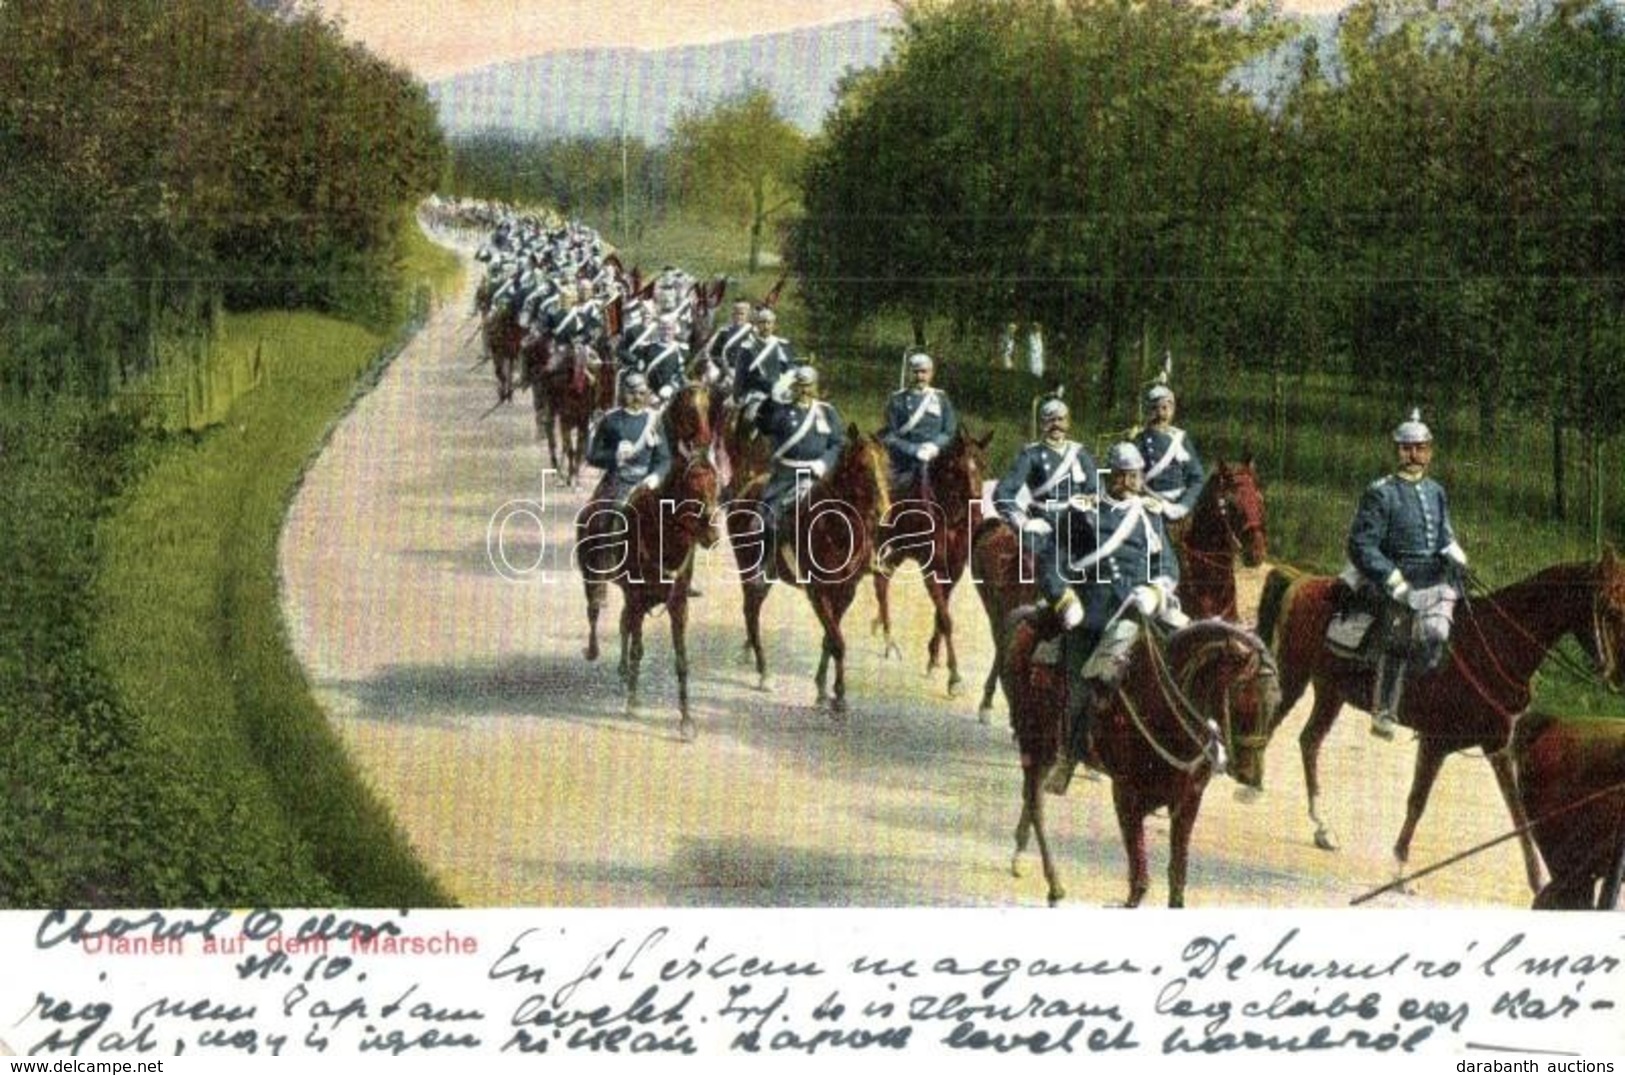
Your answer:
(6, 910), (1620, 1056)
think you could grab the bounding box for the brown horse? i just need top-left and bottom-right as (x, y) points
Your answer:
(530, 337), (598, 487)
(970, 519), (1034, 720)
(1255, 548), (1625, 893)
(727, 429), (892, 714)
(483, 304), (525, 404)
(1175, 458), (1267, 621)
(870, 429), (993, 702)
(575, 384), (718, 740)
(1004, 613), (1280, 906)
(1512, 711), (1625, 909)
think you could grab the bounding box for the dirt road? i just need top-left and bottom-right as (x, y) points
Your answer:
(278, 238), (1535, 909)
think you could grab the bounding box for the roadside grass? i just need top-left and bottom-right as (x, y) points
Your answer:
(611, 217), (1624, 719)
(86, 221), (462, 905)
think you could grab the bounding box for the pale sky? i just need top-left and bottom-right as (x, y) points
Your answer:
(317, 0), (1351, 81)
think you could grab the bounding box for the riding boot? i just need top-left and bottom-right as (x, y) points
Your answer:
(1045, 675), (1104, 796)
(1370, 653), (1406, 740)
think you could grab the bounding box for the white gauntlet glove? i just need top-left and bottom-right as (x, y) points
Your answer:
(1162, 502), (1189, 521)
(1385, 569), (1410, 604)
(1442, 542), (1468, 568)
(1129, 584), (1162, 617)
(915, 442), (940, 462)
(809, 460), (827, 479)
(641, 474), (661, 490)
(616, 440), (637, 464)
(1021, 518), (1052, 536)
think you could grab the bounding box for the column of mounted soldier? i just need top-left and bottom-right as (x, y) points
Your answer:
(445, 206), (1625, 913)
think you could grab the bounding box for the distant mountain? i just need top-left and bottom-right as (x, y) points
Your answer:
(430, 16), (898, 144)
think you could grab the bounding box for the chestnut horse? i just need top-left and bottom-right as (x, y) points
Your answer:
(483, 303), (524, 404)
(870, 429), (994, 701)
(727, 429), (892, 714)
(1512, 711), (1625, 909)
(971, 465), (1265, 719)
(575, 384), (719, 740)
(1004, 612), (1280, 906)
(528, 336), (599, 487)
(1175, 458), (1268, 621)
(1254, 548), (1625, 893)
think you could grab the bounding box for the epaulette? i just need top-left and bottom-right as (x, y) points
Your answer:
(1368, 476), (1393, 492)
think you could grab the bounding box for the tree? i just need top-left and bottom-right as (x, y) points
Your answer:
(670, 87), (806, 271)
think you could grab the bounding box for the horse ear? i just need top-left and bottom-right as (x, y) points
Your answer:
(977, 428), (994, 449)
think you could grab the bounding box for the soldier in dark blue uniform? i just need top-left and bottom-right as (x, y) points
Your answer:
(752, 365), (845, 582)
(882, 352), (958, 493)
(625, 315), (688, 405)
(991, 397), (1098, 625)
(1134, 380), (1205, 522)
(733, 307), (799, 426)
(1045, 442), (1195, 795)
(1343, 409), (1468, 739)
(703, 300), (757, 396)
(585, 373), (671, 505)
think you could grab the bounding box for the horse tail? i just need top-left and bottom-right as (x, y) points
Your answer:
(1255, 567), (1296, 656)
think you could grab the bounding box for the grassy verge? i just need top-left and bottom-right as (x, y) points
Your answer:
(82, 219), (462, 905)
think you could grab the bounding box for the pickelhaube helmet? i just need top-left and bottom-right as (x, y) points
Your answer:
(1107, 441), (1147, 471)
(622, 372), (650, 395)
(755, 307), (777, 325)
(792, 364), (818, 386)
(1144, 383), (1174, 409)
(907, 352), (934, 371)
(1038, 398), (1068, 422)
(1392, 408), (1432, 445)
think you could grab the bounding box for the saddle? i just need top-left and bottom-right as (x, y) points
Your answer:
(1325, 580), (1458, 672)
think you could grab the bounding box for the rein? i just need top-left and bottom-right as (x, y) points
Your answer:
(1126, 622), (1277, 773)
(1350, 774), (1625, 906)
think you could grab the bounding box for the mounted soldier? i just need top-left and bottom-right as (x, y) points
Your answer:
(991, 395), (1098, 625)
(626, 314), (689, 405)
(1340, 409), (1468, 740)
(703, 299), (757, 396)
(752, 365), (845, 582)
(1133, 366), (1205, 524)
(881, 352), (957, 494)
(1045, 441), (1195, 795)
(584, 372), (670, 506)
(733, 306), (797, 428)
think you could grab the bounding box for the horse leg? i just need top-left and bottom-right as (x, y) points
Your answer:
(870, 571), (901, 661)
(826, 586), (856, 717)
(1166, 786), (1207, 909)
(743, 581), (771, 691)
(1488, 746), (1548, 895)
(583, 579), (603, 662)
(1299, 683), (1345, 852)
(927, 575), (963, 697)
(979, 632), (1003, 724)
(1016, 764), (1066, 905)
(1111, 780), (1152, 908)
(1392, 737), (1451, 892)
(620, 603), (642, 715)
(670, 594), (697, 742)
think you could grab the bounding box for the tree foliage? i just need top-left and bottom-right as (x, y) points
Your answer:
(670, 87), (806, 271)
(0, 0), (446, 397)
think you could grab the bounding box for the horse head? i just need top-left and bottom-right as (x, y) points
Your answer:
(1206, 456), (1267, 567)
(670, 446), (723, 551)
(1590, 545), (1625, 691)
(663, 383), (713, 455)
(1172, 621), (1281, 791)
(834, 425), (892, 534)
(928, 428), (993, 521)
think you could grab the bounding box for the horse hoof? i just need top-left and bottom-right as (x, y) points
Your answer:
(679, 716), (697, 742)
(977, 704), (993, 726)
(584, 646), (598, 662)
(1047, 888), (1065, 907)
(1314, 828), (1340, 852)
(1234, 785), (1263, 805)
(947, 676), (964, 698)
(754, 676), (771, 693)
(1010, 855), (1023, 879)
